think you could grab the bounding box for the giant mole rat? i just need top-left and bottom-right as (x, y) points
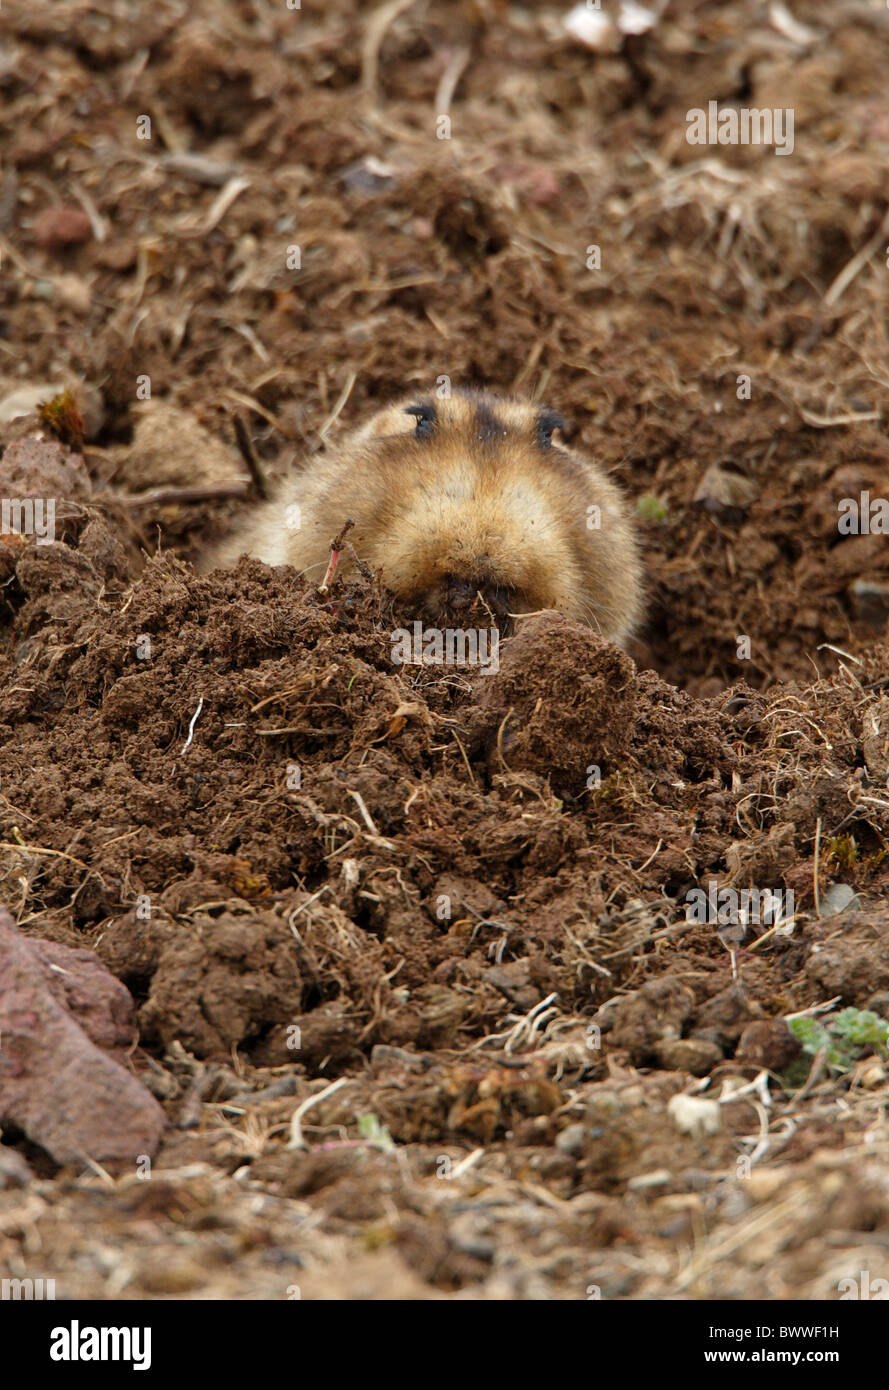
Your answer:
(204, 388), (644, 643)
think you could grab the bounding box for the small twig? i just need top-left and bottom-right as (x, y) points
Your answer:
(817, 643), (863, 666)
(716, 1070), (772, 1107)
(287, 1076), (352, 1150)
(0, 233), (58, 279)
(788, 1043), (829, 1108)
(362, 0), (415, 99)
(813, 816), (822, 917)
(495, 707), (515, 773)
(747, 914), (798, 951)
(318, 371), (357, 440)
(160, 151), (243, 186)
(223, 389), (296, 439)
(81, 1156), (115, 1186)
(348, 790), (380, 836)
(434, 45), (470, 116)
(785, 997), (841, 1020)
(450, 1148), (485, 1179)
(797, 407), (880, 428)
(181, 697), (204, 753)
(345, 540), (374, 581)
(250, 684), (306, 714)
(101, 481), (251, 508)
(256, 726), (312, 737)
(202, 175), (251, 233)
(71, 180), (107, 242)
(288, 886), (330, 939)
(636, 839), (664, 873)
(232, 413), (269, 499)
(824, 207), (889, 307)
(450, 728), (477, 786)
(318, 519), (355, 593)
(0, 840), (88, 869)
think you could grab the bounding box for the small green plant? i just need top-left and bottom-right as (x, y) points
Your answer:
(636, 494), (669, 523)
(356, 1112), (395, 1152)
(787, 1007), (889, 1075)
(832, 1007), (889, 1052)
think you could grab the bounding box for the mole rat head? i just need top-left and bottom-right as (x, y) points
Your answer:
(354, 390), (594, 632)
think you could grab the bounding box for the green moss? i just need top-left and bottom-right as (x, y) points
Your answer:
(37, 388), (85, 451)
(826, 835), (859, 869)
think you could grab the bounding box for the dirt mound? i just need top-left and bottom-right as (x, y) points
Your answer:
(3, 0), (889, 1303)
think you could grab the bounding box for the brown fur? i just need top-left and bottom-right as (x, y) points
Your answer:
(202, 389), (644, 644)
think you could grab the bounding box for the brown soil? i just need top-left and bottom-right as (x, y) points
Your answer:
(2, 0), (889, 1301)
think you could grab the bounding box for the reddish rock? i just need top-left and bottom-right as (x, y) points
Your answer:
(33, 205), (92, 250)
(494, 161), (562, 207)
(0, 434), (92, 502)
(0, 908), (166, 1169)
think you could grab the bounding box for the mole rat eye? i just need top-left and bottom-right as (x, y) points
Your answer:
(537, 407), (566, 448)
(404, 402), (436, 440)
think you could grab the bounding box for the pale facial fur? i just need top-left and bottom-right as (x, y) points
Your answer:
(203, 389), (644, 645)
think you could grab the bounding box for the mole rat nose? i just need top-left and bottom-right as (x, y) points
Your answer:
(443, 575), (479, 611)
(441, 572), (514, 622)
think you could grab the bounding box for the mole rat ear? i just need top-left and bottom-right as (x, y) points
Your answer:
(537, 407), (567, 448)
(404, 401), (437, 439)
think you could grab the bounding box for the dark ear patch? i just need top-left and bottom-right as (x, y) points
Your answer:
(475, 402), (507, 443)
(405, 401), (437, 439)
(537, 407), (566, 448)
